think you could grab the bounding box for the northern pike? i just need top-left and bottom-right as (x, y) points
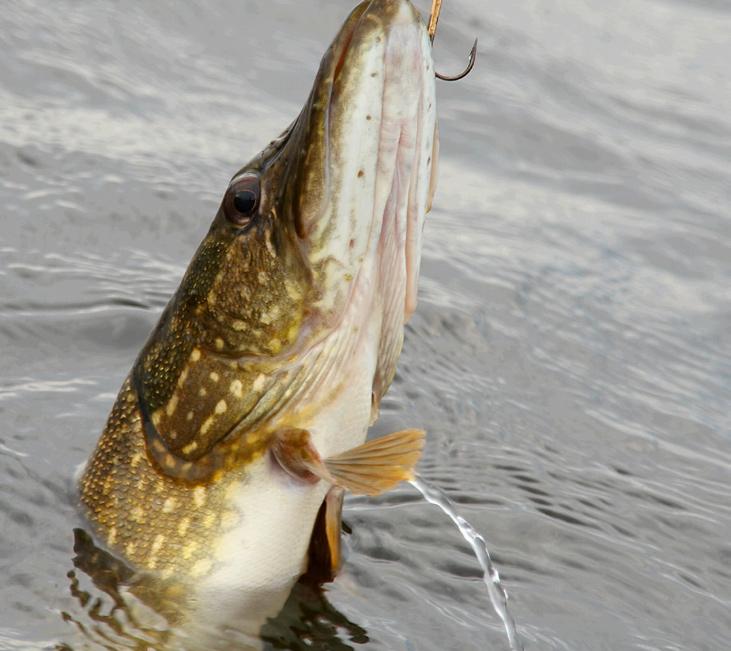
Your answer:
(78, 0), (438, 626)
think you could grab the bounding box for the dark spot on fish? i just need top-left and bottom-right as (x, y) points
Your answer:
(366, 115), (372, 121)
(357, 170), (364, 178)
(370, 72), (377, 77)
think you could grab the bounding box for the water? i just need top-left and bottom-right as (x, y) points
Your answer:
(1, 0), (730, 649)
(410, 476), (522, 651)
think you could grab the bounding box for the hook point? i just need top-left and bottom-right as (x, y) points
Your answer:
(435, 37), (478, 82)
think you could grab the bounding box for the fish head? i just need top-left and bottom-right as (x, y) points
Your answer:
(132, 0), (437, 477)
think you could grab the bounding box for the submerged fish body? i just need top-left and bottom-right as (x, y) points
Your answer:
(79, 0), (437, 620)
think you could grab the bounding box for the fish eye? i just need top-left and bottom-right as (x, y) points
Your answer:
(234, 190), (256, 214)
(224, 172), (260, 227)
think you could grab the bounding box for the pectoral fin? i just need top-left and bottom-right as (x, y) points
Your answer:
(323, 429), (425, 496)
(272, 428), (425, 496)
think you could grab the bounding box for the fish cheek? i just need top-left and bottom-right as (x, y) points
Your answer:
(206, 221), (310, 357)
(136, 234), (229, 413)
(134, 220), (312, 480)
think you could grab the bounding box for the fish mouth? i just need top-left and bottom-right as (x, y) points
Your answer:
(291, 0), (437, 324)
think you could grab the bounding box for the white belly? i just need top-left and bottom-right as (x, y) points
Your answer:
(188, 312), (378, 640)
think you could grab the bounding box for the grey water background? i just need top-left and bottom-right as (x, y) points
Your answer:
(1, 0), (730, 649)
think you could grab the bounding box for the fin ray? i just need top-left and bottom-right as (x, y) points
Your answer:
(323, 428), (425, 496)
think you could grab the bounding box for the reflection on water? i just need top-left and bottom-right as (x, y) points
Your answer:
(1, 0), (730, 649)
(65, 528), (370, 651)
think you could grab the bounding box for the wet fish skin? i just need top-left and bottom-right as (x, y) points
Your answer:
(79, 0), (437, 593)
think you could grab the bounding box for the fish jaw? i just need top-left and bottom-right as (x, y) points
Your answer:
(294, 0), (437, 328)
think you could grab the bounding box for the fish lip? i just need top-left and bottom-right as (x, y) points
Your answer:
(332, 0), (430, 317)
(290, 0), (434, 332)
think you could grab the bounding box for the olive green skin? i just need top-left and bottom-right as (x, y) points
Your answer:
(78, 2), (386, 579)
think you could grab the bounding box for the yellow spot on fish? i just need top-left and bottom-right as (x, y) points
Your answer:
(209, 372), (219, 383)
(265, 230), (276, 257)
(193, 486), (206, 508)
(253, 373), (267, 392)
(177, 368), (189, 388)
(130, 452), (143, 469)
(131, 506), (144, 522)
(232, 320), (246, 331)
(230, 379), (243, 398)
(199, 387), (207, 397)
(215, 337), (224, 350)
(151, 534), (165, 555)
(152, 412), (162, 427)
(178, 517), (191, 536)
(285, 279), (302, 300)
(126, 542), (136, 556)
(191, 558), (212, 577)
(215, 399), (227, 415)
(186, 411), (194, 421)
(164, 454), (176, 468)
(162, 497), (177, 514)
(258, 271), (268, 284)
(203, 512), (216, 529)
(166, 394), (178, 417)
(200, 416), (214, 435)
(182, 541), (198, 560)
(287, 324), (299, 343)
(269, 338), (282, 353)
(107, 526), (117, 545)
(182, 441), (198, 454)
(190, 348), (201, 362)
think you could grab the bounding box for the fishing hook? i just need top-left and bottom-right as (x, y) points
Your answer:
(427, 0), (478, 82)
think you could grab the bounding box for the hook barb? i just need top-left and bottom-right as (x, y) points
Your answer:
(427, 0), (478, 82)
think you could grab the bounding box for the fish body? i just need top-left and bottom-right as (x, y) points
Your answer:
(79, 0), (437, 618)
